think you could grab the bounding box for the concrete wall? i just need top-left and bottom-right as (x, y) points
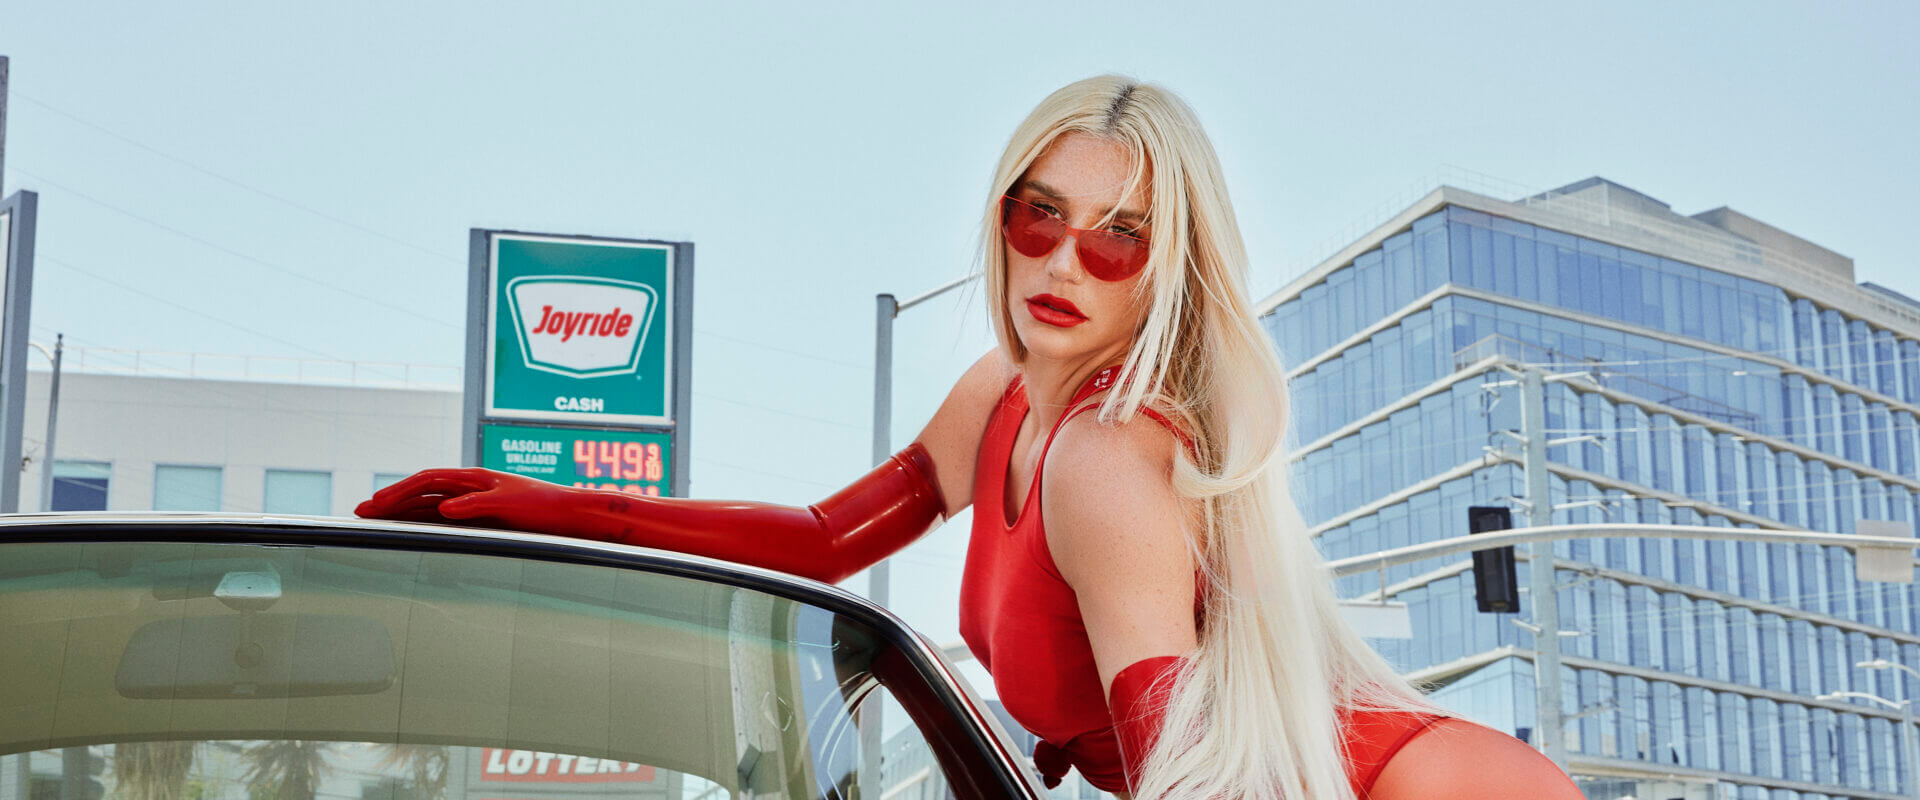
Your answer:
(18, 370), (462, 515)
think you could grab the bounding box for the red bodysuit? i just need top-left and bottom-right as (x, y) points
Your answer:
(957, 367), (1445, 794)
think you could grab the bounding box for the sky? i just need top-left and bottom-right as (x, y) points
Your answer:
(3, 1), (1918, 686)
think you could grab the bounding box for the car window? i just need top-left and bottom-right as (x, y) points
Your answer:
(0, 539), (989, 800)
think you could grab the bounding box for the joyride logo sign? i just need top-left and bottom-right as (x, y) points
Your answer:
(507, 276), (657, 380)
(486, 235), (674, 425)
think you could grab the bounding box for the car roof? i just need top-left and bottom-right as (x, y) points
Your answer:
(0, 511), (878, 611)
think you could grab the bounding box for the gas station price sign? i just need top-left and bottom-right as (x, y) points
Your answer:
(464, 229), (692, 498)
(481, 423), (672, 497)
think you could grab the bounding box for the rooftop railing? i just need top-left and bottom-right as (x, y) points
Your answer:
(29, 345), (462, 390)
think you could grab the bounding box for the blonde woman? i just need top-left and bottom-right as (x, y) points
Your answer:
(360, 76), (1579, 799)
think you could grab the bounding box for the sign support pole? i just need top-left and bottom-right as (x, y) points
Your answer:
(669, 242), (694, 498)
(0, 190), (37, 513)
(461, 228), (488, 467)
(1, 55), (10, 198)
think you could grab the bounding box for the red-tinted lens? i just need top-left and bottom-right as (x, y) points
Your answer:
(1000, 195), (1150, 282)
(1002, 196), (1067, 259)
(1075, 229), (1150, 281)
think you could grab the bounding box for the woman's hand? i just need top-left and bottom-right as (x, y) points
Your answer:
(355, 468), (588, 535)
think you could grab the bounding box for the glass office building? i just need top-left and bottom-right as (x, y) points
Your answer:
(1261, 178), (1920, 800)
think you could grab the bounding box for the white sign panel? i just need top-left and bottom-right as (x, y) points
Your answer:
(505, 276), (657, 379)
(1857, 519), (1916, 584)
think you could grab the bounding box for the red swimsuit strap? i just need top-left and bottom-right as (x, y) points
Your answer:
(1046, 365), (1197, 457)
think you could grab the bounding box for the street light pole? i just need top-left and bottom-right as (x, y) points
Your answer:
(1821, 690), (1917, 800)
(868, 271), (979, 591)
(862, 272), (978, 800)
(871, 295), (896, 605)
(1860, 659), (1920, 799)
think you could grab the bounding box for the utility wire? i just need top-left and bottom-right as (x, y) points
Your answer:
(41, 254), (351, 362)
(13, 165), (463, 331)
(14, 101), (885, 374)
(10, 92), (466, 264)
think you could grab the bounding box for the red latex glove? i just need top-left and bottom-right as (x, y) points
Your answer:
(1109, 654), (1185, 790)
(355, 443), (946, 585)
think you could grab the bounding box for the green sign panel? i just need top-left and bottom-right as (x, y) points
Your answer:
(486, 234), (675, 425)
(481, 423), (673, 497)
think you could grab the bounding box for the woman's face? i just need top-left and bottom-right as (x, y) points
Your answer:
(1004, 132), (1153, 366)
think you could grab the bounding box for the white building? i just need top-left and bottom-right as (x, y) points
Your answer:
(22, 350), (463, 516)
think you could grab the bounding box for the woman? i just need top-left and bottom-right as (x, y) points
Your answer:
(359, 76), (1579, 799)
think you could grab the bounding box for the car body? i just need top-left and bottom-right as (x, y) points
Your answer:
(0, 513), (1049, 800)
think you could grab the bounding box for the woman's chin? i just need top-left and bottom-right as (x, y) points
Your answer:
(1015, 323), (1119, 363)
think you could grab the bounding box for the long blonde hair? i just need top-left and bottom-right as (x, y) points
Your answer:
(982, 76), (1442, 799)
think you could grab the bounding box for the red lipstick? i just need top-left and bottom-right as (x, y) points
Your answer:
(1026, 294), (1087, 328)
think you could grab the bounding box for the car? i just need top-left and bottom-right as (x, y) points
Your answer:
(0, 513), (1049, 800)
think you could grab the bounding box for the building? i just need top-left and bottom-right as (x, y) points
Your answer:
(1260, 178), (1920, 799)
(23, 354), (462, 515)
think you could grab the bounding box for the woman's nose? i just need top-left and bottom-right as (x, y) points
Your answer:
(1044, 233), (1083, 281)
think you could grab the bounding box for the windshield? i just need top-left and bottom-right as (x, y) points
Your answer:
(0, 538), (979, 800)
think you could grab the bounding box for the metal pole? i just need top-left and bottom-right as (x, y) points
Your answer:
(37, 334), (59, 511)
(870, 292), (899, 614)
(61, 746), (90, 800)
(1, 55), (9, 197)
(870, 294), (897, 603)
(860, 293), (896, 800)
(859, 278), (970, 798)
(1521, 365), (1568, 771)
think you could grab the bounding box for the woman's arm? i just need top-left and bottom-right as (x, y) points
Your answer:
(1042, 411), (1200, 782)
(355, 448), (942, 585)
(1044, 413), (1200, 687)
(909, 347), (1019, 518)
(356, 349), (1013, 584)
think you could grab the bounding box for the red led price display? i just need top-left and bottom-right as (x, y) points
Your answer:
(482, 423), (672, 497)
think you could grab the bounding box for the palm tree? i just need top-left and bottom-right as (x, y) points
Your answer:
(241, 741), (333, 800)
(374, 745), (449, 800)
(112, 742), (197, 800)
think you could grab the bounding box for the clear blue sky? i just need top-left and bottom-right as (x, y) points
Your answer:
(4, 1), (1917, 661)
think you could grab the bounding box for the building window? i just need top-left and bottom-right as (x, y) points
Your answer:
(373, 473), (409, 492)
(264, 469), (332, 515)
(153, 465), (222, 511)
(51, 461), (111, 511)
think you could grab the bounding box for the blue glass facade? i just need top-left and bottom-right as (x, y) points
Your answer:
(1264, 188), (1920, 800)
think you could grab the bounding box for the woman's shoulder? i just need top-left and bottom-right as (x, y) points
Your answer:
(1050, 398), (1183, 460)
(1367, 717), (1582, 799)
(1039, 403), (1193, 585)
(949, 348), (1021, 401)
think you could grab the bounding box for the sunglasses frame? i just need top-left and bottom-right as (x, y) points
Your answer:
(1000, 195), (1150, 282)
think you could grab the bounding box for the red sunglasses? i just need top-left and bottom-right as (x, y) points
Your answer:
(1001, 195), (1150, 281)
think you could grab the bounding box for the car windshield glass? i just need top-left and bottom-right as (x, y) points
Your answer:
(0, 539), (951, 800)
